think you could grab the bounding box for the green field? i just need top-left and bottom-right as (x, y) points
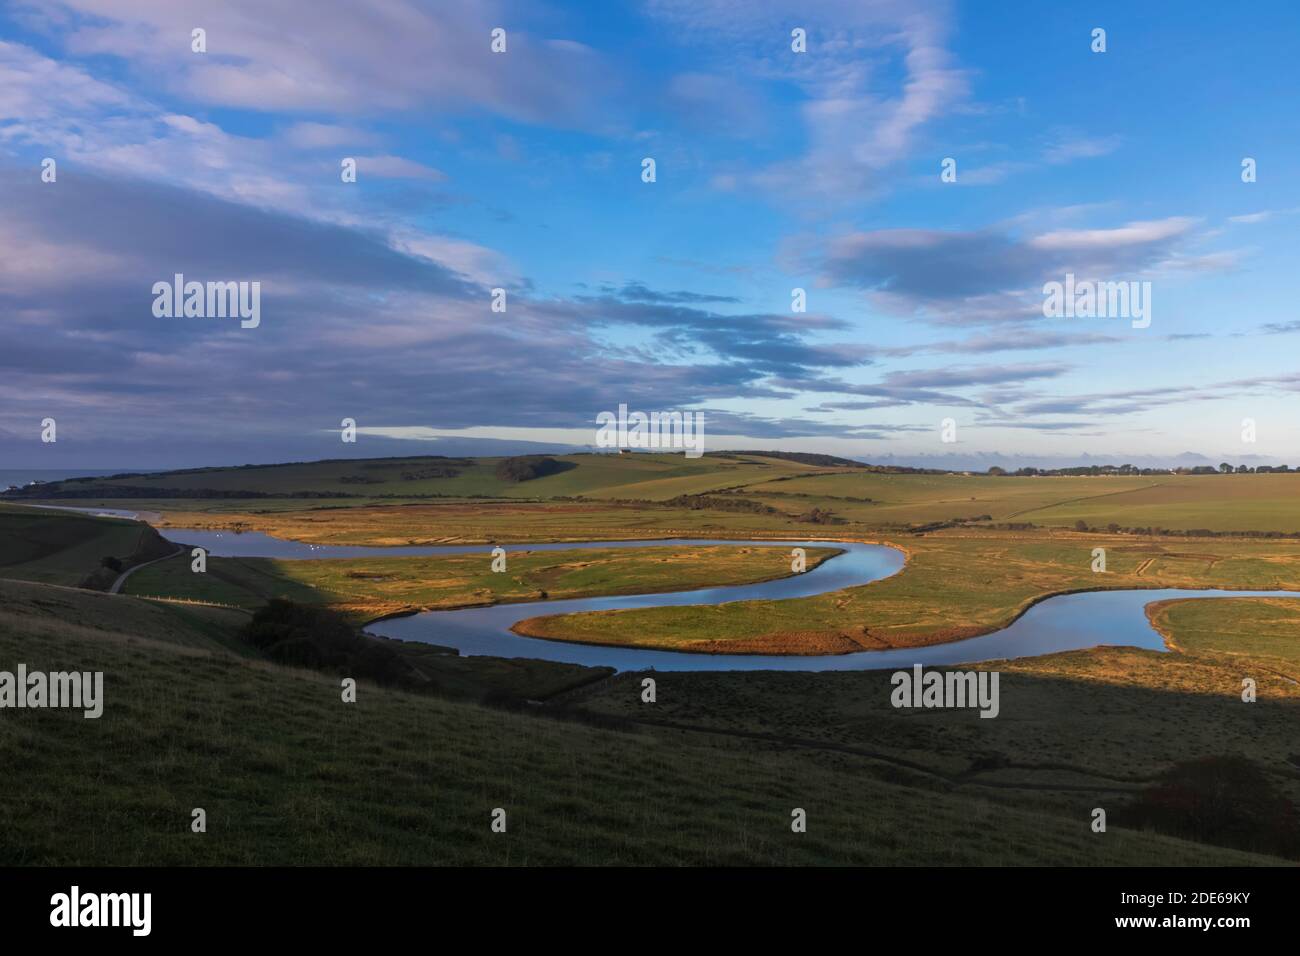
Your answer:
(516, 530), (1300, 653)
(578, 645), (1300, 822)
(25, 456), (1300, 538)
(0, 503), (173, 588)
(730, 470), (1300, 532)
(1148, 597), (1300, 668)
(15, 452), (842, 502)
(122, 544), (839, 623)
(0, 577), (1286, 866)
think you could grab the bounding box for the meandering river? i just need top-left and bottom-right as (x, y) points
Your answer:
(36, 507), (1300, 672)
(144, 524), (1300, 672)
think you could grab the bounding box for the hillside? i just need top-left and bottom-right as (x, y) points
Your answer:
(0, 577), (1281, 866)
(1, 452), (838, 503)
(11, 453), (1300, 533)
(0, 503), (175, 588)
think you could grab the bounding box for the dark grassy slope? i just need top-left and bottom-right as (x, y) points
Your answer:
(0, 504), (173, 588)
(0, 578), (1285, 866)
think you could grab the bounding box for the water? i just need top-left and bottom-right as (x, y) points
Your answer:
(162, 531), (901, 598)
(159, 526), (1300, 673)
(25, 506), (1300, 672)
(368, 586), (1300, 672)
(18, 504), (162, 523)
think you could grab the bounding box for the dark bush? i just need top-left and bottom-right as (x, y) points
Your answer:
(242, 599), (410, 686)
(494, 456), (571, 482)
(1117, 755), (1300, 859)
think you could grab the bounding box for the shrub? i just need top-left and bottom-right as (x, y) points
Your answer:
(494, 456), (568, 482)
(241, 599), (409, 686)
(1117, 755), (1300, 859)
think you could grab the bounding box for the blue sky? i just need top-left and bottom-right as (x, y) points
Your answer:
(2, 0), (1298, 469)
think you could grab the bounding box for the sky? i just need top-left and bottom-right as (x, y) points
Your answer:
(2, 0), (1299, 470)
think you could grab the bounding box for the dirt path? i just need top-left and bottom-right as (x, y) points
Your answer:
(110, 544), (185, 594)
(1005, 481), (1165, 520)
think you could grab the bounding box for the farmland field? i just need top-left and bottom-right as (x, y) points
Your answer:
(29, 458), (1300, 534)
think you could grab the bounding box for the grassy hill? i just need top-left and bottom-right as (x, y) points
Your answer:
(0, 503), (174, 588)
(0, 577), (1285, 866)
(6, 452), (844, 503)
(13, 454), (1300, 534)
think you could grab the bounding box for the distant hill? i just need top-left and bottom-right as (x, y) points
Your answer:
(0, 451), (849, 504)
(714, 450), (867, 468)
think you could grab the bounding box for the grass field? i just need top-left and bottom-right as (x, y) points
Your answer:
(153, 500), (821, 541)
(515, 529), (1300, 653)
(122, 544), (839, 623)
(1148, 597), (1300, 668)
(0, 577), (1285, 866)
(23, 453), (1300, 535)
(13, 452), (842, 502)
(727, 470), (1300, 532)
(580, 645), (1300, 798)
(0, 503), (173, 587)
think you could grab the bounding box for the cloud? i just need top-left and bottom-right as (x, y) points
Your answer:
(927, 329), (1122, 353)
(955, 129), (1120, 186)
(603, 282), (740, 305)
(0, 40), (322, 212)
(554, 294), (871, 376)
(1040, 130), (1121, 165)
(0, 172), (477, 299)
(1028, 217), (1197, 252)
(880, 363), (1069, 389)
(1011, 383), (1244, 420)
(1228, 207), (1300, 225)
(648, 0), (967, 200)
(815, 217), (1203, 325)
(353, 155), (447, 181)
(666, 72), (767, 138)
(28, 0), (619, 127)
(283, 122), (379, 149)
(0, 167), (889, 459)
